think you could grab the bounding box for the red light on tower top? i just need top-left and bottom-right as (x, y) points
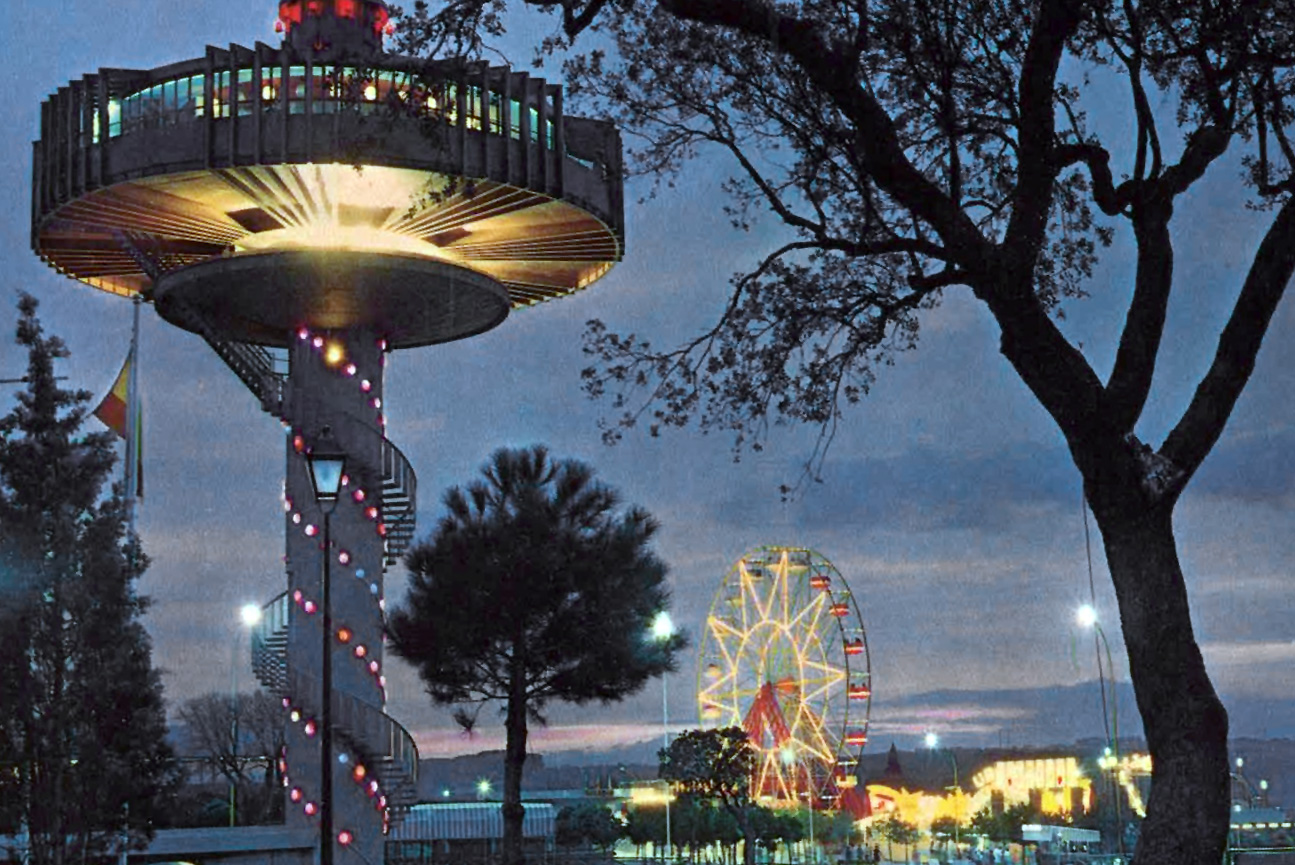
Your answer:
(278, 0), (391, 59)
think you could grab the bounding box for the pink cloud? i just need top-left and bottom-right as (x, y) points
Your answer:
(412, 722), (668, 758)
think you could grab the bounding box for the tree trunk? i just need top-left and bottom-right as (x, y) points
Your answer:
(734, 808), (755, 865)
(502, 670), (529, 865)
(1089, 490), (1229, 865)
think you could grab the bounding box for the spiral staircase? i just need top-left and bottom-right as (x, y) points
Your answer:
(167, 294), (421, 821)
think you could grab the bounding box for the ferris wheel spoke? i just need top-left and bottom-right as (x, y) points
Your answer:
(707, 615), (746, 644)
(746, 560), (777, 624)
(779, 550), (793, 627)
(801, 655), (847, 678)
(788, 590), (828, 633)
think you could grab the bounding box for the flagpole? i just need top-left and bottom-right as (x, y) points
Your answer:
(125, 294), (141, 535)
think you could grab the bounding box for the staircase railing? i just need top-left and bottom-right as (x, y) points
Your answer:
(250, 591), (420, 818)
(165, 296), (417, 565)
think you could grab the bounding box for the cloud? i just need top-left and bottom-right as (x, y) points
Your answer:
(1191, 424), (1295, 504)
(1202, 640), (1295, 668)
(410, 722), (668, 758)
(791, 443), (1078, 534)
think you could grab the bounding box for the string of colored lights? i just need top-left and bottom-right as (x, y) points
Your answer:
(275, 326), (404, 844)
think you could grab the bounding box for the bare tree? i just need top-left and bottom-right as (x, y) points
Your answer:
(175, 690), (285, 825)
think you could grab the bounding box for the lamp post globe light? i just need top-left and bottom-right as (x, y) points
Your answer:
(1076, 605), (1124, 858)
(230, 604), (265, 827)
(307, 430), (347, 865)
(31, 2), (625, 861)
(924, 733), (960, 854)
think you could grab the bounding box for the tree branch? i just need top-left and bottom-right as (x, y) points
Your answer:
(1161, 194), (1295, 484)
(654, 0), (993, 274)
(1105, 199), (1173, 431)
(562, 0), (609, 37)
(1158, 125), (1231, 199)
(1055, 143), (1138, 215)
(1001, 0), (1087, 280)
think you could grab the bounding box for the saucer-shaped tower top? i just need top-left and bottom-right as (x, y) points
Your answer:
(30, 0), (624, 348)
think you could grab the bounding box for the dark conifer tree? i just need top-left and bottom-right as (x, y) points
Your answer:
(0, 295), (178, 864)
(389, 444), (686, 865)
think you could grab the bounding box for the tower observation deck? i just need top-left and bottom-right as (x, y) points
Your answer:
(31, 1), (624, 862)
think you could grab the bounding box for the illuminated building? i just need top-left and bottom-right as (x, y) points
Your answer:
(31, 2), (623, 862)
(863, 753), (1152, 834)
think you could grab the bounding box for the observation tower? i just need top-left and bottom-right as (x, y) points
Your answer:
(31, 2), (624, 862)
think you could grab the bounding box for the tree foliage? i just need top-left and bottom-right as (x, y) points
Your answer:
(395, 0), (1295, 863)
(389, 444), (685, 865)
(877, 815), (919, 863)
(660, 727), (760, 865)
(556, 802), (624, 850)
(968, 802), (1044, 844)
(0, 295), (179, 864)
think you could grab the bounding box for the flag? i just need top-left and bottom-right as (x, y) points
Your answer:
(93, 350), (143, 501)
(93, 352), (130, 437)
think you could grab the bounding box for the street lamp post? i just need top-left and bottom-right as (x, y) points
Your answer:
(1077, 605), (1123, 860)
(652, 612), (675, 860)
(924, 733), (960, 854)
(307, 429), (347, 865)
(229, 603), (263, 827)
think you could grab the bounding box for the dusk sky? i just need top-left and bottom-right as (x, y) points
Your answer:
(4, 0), (1295, 761)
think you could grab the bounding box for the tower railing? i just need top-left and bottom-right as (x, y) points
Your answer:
(33, 53), (624, 253)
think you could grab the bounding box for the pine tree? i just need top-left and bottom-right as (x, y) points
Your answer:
(389, 444), (685, 865)
(0, 295), (178, 865)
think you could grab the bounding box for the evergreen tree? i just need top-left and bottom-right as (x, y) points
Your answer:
(389, 444), (686, 865)
(0, 295), (178, 865)
(555, 802), (624, 851)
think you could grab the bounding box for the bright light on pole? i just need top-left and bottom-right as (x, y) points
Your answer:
(1077, 604), (1124, 860)
(1076, 604), (1098, 629)
(924, 732), (959, 853)
(652, 611), (675, 641)
(230, 602), (263, 827)
(651, 611), (675, 860)
(477, 778), (493, 799)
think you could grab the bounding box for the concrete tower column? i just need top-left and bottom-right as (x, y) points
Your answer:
(283, 327), (388, 865)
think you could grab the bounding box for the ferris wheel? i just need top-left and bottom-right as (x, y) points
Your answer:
(697, 546), (871, 807)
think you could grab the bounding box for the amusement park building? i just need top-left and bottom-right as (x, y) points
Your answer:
(861, 752), (1152, 833)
